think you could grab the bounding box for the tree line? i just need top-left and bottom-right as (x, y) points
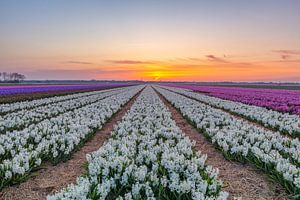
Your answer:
(0, 72), (26, 83)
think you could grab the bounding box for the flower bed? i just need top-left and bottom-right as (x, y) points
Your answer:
(164, 84), (300, 116)
(155, 86), (300, 196)
(0, 86), (143, 188)
(0, 87), (129, 134)
(48, 86), (228, 200)
(0, 84), (131, 96)
(160, 86), (300, 137)
(0, 87), (124, 114)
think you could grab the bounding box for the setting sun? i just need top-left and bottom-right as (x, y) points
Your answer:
(152, 72), (162, 81)
(144, 71), (165, 81)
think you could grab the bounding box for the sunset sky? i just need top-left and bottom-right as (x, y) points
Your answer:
(1, 0), (300, 81)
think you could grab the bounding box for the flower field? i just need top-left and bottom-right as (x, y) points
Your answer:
(165, 84), (300, 115)
(1, 84), (299, 199)
(0, 87), (125, 133)
(161, 86), (300, 137)
(0, 85), (143, 188)
(48, 86), (228, 200)
(0, 87), (123, 114)
(0, 84), (131, 96)
(155, 85), (300, 196)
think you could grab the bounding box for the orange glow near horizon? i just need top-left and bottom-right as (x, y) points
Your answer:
(128, 57), (300, 82)
(3, 55), (299, 81)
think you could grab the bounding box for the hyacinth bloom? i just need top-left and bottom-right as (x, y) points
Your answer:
(165, 84), (300, 115)
(0, 84), (131, 96)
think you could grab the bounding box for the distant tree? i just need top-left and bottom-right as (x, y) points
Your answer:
(0, 72), (26, 82)
(3, 72), (8, 82)
(9, 73), (14, 81)
(18, 73), (26, 81)
(11, 73), (19, 82)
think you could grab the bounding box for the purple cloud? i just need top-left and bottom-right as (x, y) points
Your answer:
(281, 55), (290, 60)
(272, 50), (300, 55)
(206, 55), (228, 63)
(63, 61), (93, 65)
(107, 60), (154, 64)
(272, 50), (300, 60)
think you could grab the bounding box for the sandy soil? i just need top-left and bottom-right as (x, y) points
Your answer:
(156, 91), (288, 200)
(0, 91), (141, 200)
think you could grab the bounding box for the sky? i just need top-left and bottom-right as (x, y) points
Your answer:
(0, 0), (300, 81)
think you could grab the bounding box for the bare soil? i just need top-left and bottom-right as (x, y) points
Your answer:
(0, 91), (140, 200)
(156, 91), (288, 200)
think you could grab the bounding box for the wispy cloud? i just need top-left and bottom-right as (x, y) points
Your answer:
(281, 55), (290, 60)
(188, 55), (228, 63)
(187, 57), (202, 61)
(106, 60), (154, 65)
(272, 50), (300, 60)
(184, 56), (253, 68)
(272, 50), (300, 55)
(30, 67), (143, 80)
(205, 55), (228, 63)
(265, 59), (300, 63)
(62, 61), (94, 65)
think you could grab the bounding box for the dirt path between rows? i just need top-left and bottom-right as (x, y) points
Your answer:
(0, 91), (141, 200)
(156, 90), (288, 200)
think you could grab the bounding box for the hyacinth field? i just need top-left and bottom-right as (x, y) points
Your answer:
(0, 84), (131, 96)
(0, 84), (300, 200)
(166, 84), (300, 116)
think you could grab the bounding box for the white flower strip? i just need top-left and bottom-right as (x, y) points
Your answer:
(48, 86), (228, 200)
(0, 86), (140, 162)
(0, 86), (124, 114)
(158, 86), (300, 170)
(161, 86), (300, 137)
(155, 86), (300, 195)
(0, 87), (134, 133)
(0, 85), (144, 188)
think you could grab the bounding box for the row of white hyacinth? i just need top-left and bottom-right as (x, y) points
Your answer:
(158, 87), (300, 167)
(0, 86), (124, 114)
(0, 87), (132, 133)
(0, 85), (143, 188)
(155, 86), (300, 195)
(48, 86), (228, 200)
(160, 86), (300, 137)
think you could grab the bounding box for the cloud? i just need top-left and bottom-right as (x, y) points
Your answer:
(29, 67), (143, 80)
(281, 55), (290, 60)
(29, 69), (97, 80)
(188, 57), (202, 61)
(272, 50), (300, 55)
(188, 55), (228, 63)
(266, 59), (300, 63)
(205, 55), (228, 63)
(63, 61), (93, 65)
(272, 50), (300, 60)
(107, 60), (154, 65)
(184, 56), (253, 68)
